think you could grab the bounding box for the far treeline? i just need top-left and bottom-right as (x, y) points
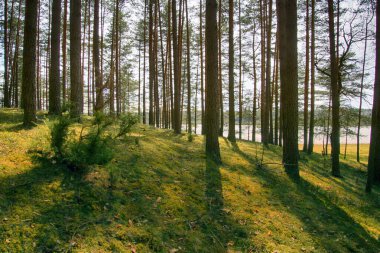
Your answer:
(0, 0), (379, 192)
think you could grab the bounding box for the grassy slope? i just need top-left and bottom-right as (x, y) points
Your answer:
(0, 109), (379, 253)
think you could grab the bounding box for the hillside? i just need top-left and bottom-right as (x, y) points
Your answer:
(0, 109), (379, 252)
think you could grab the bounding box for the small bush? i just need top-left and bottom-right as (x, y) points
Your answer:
(50, 115), (71, 157)
(116, 113), (138, 139)
(49, 112), (137, 171)
(188, 133), (194, 142)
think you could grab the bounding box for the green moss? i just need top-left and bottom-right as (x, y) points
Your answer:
(0, 109), (379, 252)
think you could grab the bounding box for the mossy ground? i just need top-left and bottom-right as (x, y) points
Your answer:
(0, 109), (379, 252)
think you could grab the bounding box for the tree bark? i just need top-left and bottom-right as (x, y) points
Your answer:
(252, 25), (257, 142)
(200, 0), (205, 135)
(149, 0), (155, 125)
(143, 0), (147, 123)
(69, 0), (82, 118)
(48, 0), (61, 115)
(3, 0), (10, 107)
(218, 0), (223, 136)
(303, 0), (310, 151)
(227, 0), (236, 142)
(307, 0), (315, 154)
(266, 0), (273, 144)
(22, 0), (38, 125)
(277, 0), (299, 176)
(366, 1), (380, 192)
(94, 0), (103, 112)
(260, 0), (266, 144)
(185, 0), (191, 133)
(205, 0), (221, 162)
(357, 19), (369, 162)
(328, 0), (341, 177)
(173, 0), (181, 133)
(238, 0), (242, 140)
(62, 0), (67, 105)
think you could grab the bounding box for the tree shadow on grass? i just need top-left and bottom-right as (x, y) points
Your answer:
(201, 157), (251, 252)
(0, 151), (126, 252)
(0, 109), (43, 132)
(230, 143), (380, 253)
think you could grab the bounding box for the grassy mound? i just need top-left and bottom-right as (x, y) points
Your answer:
(0, 109), (379, 252)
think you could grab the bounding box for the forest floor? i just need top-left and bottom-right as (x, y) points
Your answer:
(0, 108), (379, 253)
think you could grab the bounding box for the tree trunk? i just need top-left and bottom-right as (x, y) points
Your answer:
(154, 0), (160, 127)
(303, 0), (309, 151)
(143, 0), (147, 123)
(266, 0), (273, 144)
(10, 0), (22, 107)
(274, 31), (279, 145)
(110, 13), (115, 114)
(307, 0), (315, 154)
(149, 0), (155, 125)
(227, 0), (236, 142)
(238, 0), (242, 140)
(200, 0), (205, 135)
(260, 0), (266, 144)
(218, 0), (223, 136)
(4, 0), (10, 107)
(185, 0), (191, 133)
(366, 1), (380, 192)
(115, 0), (120, 115)
(22, 0), (38, 125)
(205, 0), (221, 162)
(69, 0), (82, 118)
(62, 0), (67, 105)
(277, 0), (299, 176)
(252, 25), (257, 142)
(173, 0), (181, 133)
(94, 0), (103, 112)
(328, 0), (341, 177)
(357, 19), (369, 162)
(48, 0), (61, 115)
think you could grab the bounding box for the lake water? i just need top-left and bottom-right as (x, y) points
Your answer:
(190, 125), (371, 144)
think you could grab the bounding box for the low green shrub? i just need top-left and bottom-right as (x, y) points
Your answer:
(115, 113), (139, 139)
(49, 115), (71, 157)
(49, 112), (137, 171)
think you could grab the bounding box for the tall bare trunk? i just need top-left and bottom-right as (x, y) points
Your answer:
(357, 19), (369, 162)
(328, 0), (341, 177)
(22, 0), (38, 125)
(205, 0), (221, 162)
(69, 0), (82, 118)
(227, 0), (236, 142)
(62, 0), (67, 105)
(173, 0), (181, 133)
(278, 0), (299, 176)
(200, 0), (205, 134)
(366, 1), (380, 192)
(307, 0), (316, 154)
(303, 0), (310, 151)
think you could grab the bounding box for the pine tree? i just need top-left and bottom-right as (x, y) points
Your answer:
(70, 0), (82, 118)
(227, 0), (236, 142)
(277, 0), (299, 176)
(49, 0), (62, 115)
(22, 0), (38, 125)
(366, 1), (380, 193)
(328, 0), (341, 177)
(205, 0), (221, 162)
